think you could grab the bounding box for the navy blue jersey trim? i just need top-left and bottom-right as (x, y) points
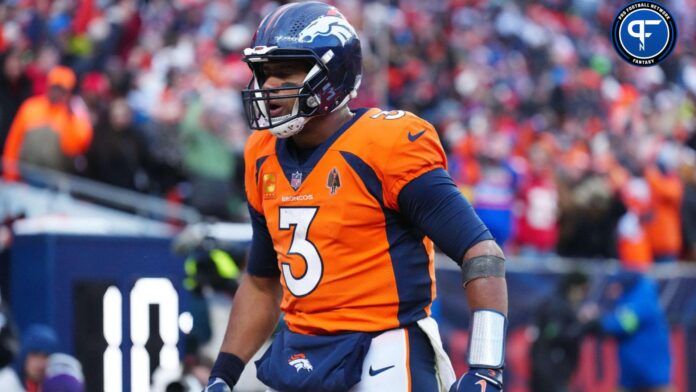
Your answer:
(275, 108), (368, 189)
(407, 324), (438, 391)
(247, 205), (280, 277)
(340, 152), (431, 326)
(255, 155), (270, 183)
(339, 151), (383, 204)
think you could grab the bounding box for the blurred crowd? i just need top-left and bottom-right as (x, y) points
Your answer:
(389, 0), (696, 265)
(0, 0), (695, 263)
(530, 268), (674, 392)
(0, 322), (86, 392)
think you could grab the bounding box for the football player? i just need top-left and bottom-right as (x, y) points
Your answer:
(205, 2), (507, 391)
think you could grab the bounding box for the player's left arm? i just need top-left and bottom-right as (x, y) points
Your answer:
(398, 169), (507, 392)
(386, 121), (507, 391)
(454, 240), (507, 392)
(462, 241), (508, 315)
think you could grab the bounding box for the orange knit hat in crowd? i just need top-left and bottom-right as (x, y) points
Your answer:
(47, 66), (76, 90)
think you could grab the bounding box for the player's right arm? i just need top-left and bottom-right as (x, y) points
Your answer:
(219, 275), (282, 362)
(206, 134), (281, 391)
(205, 274), (281, 391)
(206, 207), (282, 390)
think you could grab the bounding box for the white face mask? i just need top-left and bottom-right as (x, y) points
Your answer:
(257, 93), (310, 138)
(248, 57), (329, 138)
(268, 116), (307, 138)
(266, 91), (356, 138)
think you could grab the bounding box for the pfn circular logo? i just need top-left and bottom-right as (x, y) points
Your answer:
(612, 2), (677, 66)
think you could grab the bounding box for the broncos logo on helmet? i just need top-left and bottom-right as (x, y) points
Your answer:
(299, 16), (358, 47)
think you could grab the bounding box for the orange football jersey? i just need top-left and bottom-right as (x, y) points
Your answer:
(244, 108), (447, 334)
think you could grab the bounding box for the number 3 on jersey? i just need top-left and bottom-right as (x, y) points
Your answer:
(279, 207), (323, 297)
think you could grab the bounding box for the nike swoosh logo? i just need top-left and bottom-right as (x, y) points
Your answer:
(369, 365), (395, 376)
(408, 129), (426, 142)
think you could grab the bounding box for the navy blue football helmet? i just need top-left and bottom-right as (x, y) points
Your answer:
(241, 2), (362, 138)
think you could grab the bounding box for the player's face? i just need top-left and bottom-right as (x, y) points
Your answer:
(261, 61), (309, 118)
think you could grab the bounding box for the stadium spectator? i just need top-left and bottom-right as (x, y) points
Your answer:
(42, 353), (84, 392)
(0, 324), (59, 392)
(178, 94), (240, 219)
(85, 98), (150, 191)
(556, 165), (626, 259)
(515, 143), (558, 258)
(530, 271), (589, 392)
(2, 65), (92, 181)
(0, 50), (33, 151)
(78, 72), (111, 127)
(617, 178), (653, 270)
(471, 133), (518, 249)
(581, 271), (672, 392)
(22, 45), (61, 97)
(644, 144), (684, 262)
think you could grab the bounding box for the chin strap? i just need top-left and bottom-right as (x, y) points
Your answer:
(268, 116), (308, 138)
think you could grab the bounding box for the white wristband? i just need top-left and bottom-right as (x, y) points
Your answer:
(468, 309), (506, 368)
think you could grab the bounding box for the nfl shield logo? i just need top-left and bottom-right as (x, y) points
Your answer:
(291, 171), (303, 190)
